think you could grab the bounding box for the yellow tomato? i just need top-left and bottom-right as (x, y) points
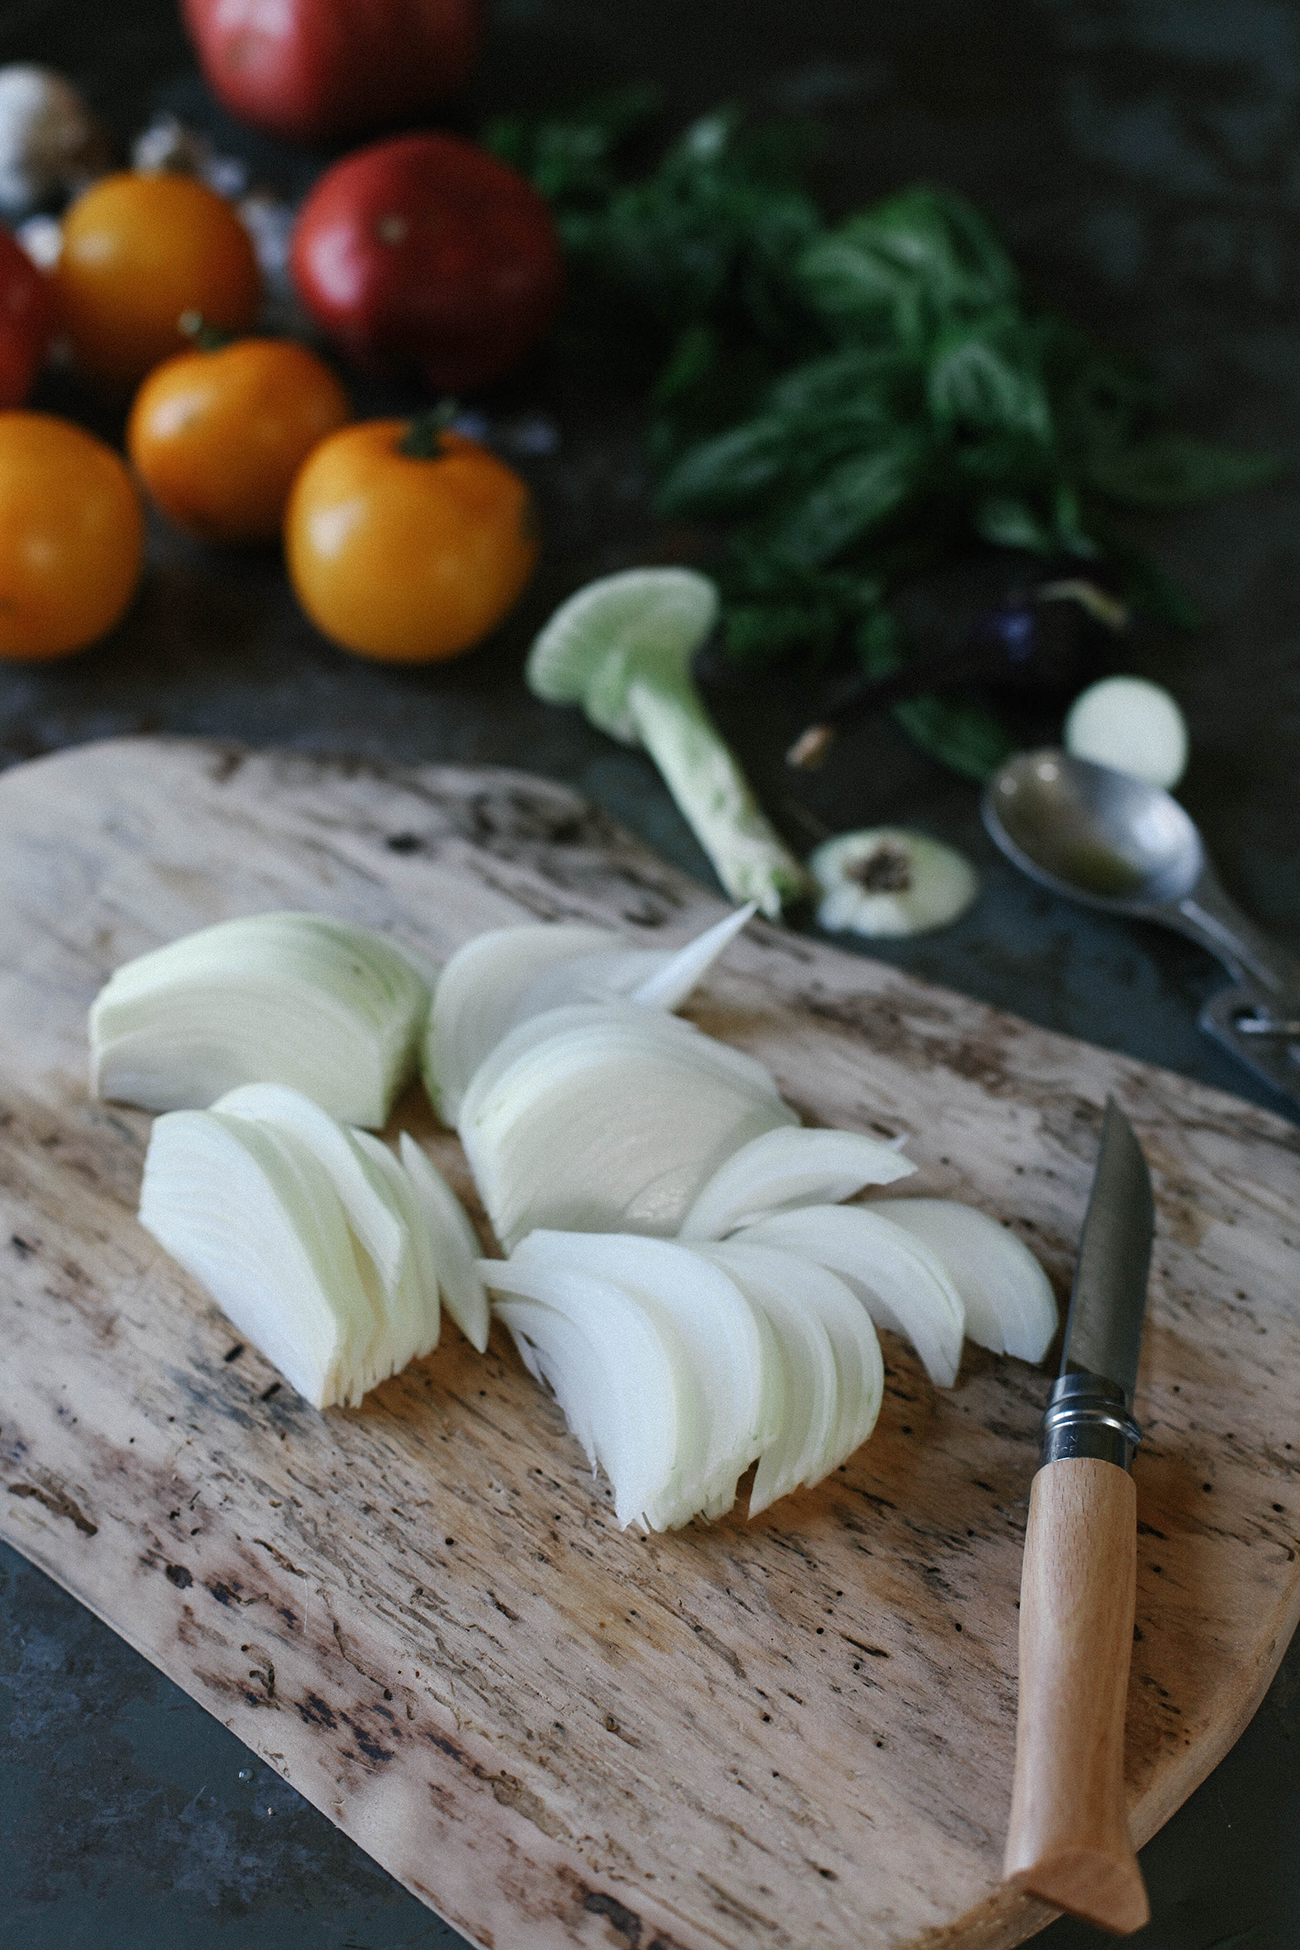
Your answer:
(284, 419), (538, 662)
(55, 172), (261, 389)
(0, 412), (145, 660)
(128, 337), (351, 543)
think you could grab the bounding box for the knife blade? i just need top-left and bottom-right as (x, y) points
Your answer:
(1002, 1096), (1154, 1935)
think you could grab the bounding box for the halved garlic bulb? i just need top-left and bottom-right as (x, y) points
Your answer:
(809, 829), (979, 938)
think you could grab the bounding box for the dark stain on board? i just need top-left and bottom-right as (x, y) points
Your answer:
(8, 1477), (98, 1536)
(583, 1889), (644, 1947)
(297, 1691), (339, 1731)
(165, 1562), (193, 1588)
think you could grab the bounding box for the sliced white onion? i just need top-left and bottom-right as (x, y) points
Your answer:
(424, 923), (616, 1123)
(734, 1205), (966, 1388)
(424, 906), (756, 1124)
(212, 1082), (407, 1293)
(350, 1129), (441, 1364)
(678, 1126), (916, 1239)
(699, 1241), (837, 1513)
(510, 1230), (774, 1523)
(398, 1133), (490, 1352)
(482, 1255), (695, 1530)
(91, 912), (430, 1128)
(139, 1108), (380, 1409)
(706, 1241), (883, 1510)
(460, 1004), (796, 1249)
(865, 1198), (1057, 1362)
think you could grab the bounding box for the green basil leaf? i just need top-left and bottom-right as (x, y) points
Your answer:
(799, 185), (1018, 342)
(927, 317), (1053, 442)
(973, 494), (1055, 552)
(768, 437), (930, 565)
(892, 692), (1018, 781)
(655, 416), (796, 513)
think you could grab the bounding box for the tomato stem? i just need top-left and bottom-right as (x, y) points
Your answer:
(399, 401), (460, 459)
(179, 311), (235, 352)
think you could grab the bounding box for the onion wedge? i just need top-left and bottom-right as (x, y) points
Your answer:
(398, 1133), (490, 1352)
(91, 911), (429, 1128)
(482, 1254), (694, 1530)
(698, 1242), (837, 1513)
(679, 1126), (915, 1239)
(735, 1205), (966, 1388)
(424, 906), (756, 1124)
(706, 1241), (883, 1510)
(509, 1231), (775, 1523)
(139, 1108), (382, 1409)
(460, 1004), (796, 1249)
(865, 1198), (1057, 1362)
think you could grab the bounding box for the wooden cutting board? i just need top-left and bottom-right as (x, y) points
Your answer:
(2, 736), (1298, 1950)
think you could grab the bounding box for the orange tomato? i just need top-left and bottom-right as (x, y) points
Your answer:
(128, 337), (351, 543)
(284, 419), (538, 662)
(55, 172), (261, 389)
(0, 412), (145, 660)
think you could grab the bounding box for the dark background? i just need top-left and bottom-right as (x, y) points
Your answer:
(2, 2), (1299, 1946)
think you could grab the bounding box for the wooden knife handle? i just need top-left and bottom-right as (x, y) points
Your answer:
(1003, 1456), (1150, 1934)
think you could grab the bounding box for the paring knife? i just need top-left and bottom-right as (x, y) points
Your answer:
(1003, 1096), (1154, 1935)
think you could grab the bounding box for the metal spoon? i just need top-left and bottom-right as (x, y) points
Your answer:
(982, 749), (1300, 1111)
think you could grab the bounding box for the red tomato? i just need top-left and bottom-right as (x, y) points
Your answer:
(0, 227), (52, 408)
(181, 0), (481, 144)
(290, 134), (562, 393)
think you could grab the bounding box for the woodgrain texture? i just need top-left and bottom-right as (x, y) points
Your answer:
(1004, 1460), (1147, 1933)
(1, 736), (1298, 1950)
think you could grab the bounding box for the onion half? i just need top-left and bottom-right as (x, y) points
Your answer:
(91, 911), (429, 1128)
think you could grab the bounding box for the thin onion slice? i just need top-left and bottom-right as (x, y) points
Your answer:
(139, 1108), (379, 1408)
(511, 1230), (775, 1523)
(699, 1242), (837, 1512)
(707, 1240), (883, 1509)
(866, 1198), (1057, 1362)
(735, 1205), (966, 1388)
(350, 1129), (441, 1364)
(460, 1004), (796, 1248)
(424, 923), (615, 1123)
(91, 911), (429, 1128)
(482, 1255), (694, 1530)
(679, 1126), (915, 1239)
(399, 1133), (490, 1352)
(212, 1081), (440, 1384)
(424, 907), (756, 1124)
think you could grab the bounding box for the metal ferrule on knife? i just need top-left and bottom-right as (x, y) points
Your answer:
(1039, 1370), (1142, 1471)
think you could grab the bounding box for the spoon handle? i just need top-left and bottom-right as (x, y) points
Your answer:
(1199, 985), (1300, 1113)
(1161, 863), (1300, 1011)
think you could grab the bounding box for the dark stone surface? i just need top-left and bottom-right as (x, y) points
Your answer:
(1, 2), (1298, 1945)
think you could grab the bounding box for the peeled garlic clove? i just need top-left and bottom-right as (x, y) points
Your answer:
(809, 829), (978, 938)
(90, 911), (430, 1128)
(1063, 674), (1188, 790)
